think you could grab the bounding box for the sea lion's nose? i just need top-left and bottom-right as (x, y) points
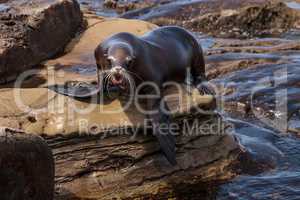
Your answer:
(113, 66), (122, 73)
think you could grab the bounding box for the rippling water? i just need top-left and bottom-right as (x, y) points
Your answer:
(78, 1), (300, 199)
(206, 25), (300, 200)
(217, 118), (300, 200)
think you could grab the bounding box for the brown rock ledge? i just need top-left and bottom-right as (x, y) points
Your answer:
(0, 84), (241, 199)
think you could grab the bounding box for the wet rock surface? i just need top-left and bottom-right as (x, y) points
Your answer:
(188, 2), (300, 38)
(148, 1), (299, 38)
(0, 127), (54, 200)
(203, 35), (300, 198)
(0, 0), (83, 83)
(205, 36), (300, 135)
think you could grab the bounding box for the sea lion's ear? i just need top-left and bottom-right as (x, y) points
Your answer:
(127, 55), (136, 61)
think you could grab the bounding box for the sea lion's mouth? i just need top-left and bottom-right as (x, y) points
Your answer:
(102, 70), (135, 93)
(110, 74), (127, 90)
(111, 78), (123, 85)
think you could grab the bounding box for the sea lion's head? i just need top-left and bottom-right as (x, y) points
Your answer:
(100, 42), (136, 91)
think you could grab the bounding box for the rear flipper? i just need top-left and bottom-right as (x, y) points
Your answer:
(147, 97), (177, 165)
(190, 41), (215, 95)
(197, 82), (215, 95)
(194, 75), (215, 95)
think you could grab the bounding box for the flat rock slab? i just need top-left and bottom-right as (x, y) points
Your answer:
(0, 0), (83, 83)
(0, 82), (240, 200)
(0, 84), (215, 136)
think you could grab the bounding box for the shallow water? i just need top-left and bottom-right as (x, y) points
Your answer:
(217, 118), (300, 200)
(121, 0), (208, 20)
(0, 3), (10, 12)
(78, 1), (300, 199)
(79, 0), (118, 17)
(286, 1), (300, 10)
(207, 32), (300, 200)
(79, 0), (208, 19)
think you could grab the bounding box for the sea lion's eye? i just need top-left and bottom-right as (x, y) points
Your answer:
(104, 59), (111, 67)
(106, 57), (113, 66)
(126, 56), (133, 65)
(126, 56), (132, 62)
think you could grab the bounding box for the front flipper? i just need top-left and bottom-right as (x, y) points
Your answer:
(147, 97), (177, 165)
(47, 81), (102, 98)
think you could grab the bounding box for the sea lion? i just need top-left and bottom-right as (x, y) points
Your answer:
(94, 26), (211, 165)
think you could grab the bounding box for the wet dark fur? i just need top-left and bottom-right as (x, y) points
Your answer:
(95, 26), (208, 165)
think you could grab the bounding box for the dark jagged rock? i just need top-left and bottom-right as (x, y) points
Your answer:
(188, 2), (300, 38)
(0, 0), (83, 83)
(148, 1), (300, 39)
(103, 0), (137, 13)
(0, 127), (54, 200)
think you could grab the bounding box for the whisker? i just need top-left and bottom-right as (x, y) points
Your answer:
(98, 69), (138, 98)
(123, 72), (136, 94)
(126, 70), (144, 82)
(102, 73), (110, 91)
(106, 73), (112, 87)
